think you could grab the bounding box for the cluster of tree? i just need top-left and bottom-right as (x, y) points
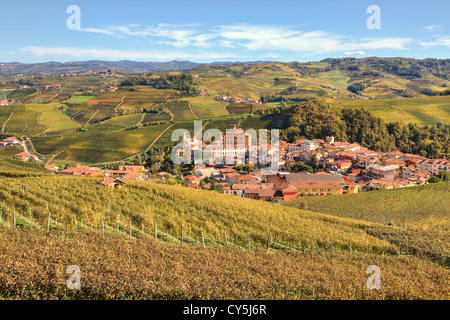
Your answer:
(347, 80), (372, 94)
(143, 146), (192, 176)
(288, 61), (331, 75)
(420, 88), (450, 97)
(260, 93), (308, 103)
(271, 97), (449, 158)
(235, 164), (255, 172)
(120, 74), (196, 94)
(125, 120), (172, 131)
(199, 176), (223, 192)
(428, 171), (450, 183)
(18, 78), (37, 86)
(321, 57), (450, 80)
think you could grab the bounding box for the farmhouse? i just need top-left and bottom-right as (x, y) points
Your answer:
(3, 136), (20, 145)
(13, 152), (39, 162)
(44, 164), (59, 171)
(99, 177), (126, 188)
(122, 171), (144, 181)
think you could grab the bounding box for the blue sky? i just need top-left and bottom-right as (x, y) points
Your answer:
(0, 0), (449, 63)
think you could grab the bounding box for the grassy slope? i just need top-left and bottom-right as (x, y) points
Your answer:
(284, 183), (450, 230)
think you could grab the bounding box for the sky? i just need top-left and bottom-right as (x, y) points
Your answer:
(0, 0), (449, 63)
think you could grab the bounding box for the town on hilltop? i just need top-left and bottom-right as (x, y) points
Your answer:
(2, 123), (449, 202)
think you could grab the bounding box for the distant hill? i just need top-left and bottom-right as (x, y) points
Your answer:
(0, 60), (276, 75)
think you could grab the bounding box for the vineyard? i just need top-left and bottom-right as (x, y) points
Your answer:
(0, 174), (448, 299)
(0, 227), (448, 300)
(0, 156), (47, 177)
(284, 182), (450, 230)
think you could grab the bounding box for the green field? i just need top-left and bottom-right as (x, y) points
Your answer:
(2, 104), (47, 135)
(165, 100), (196, 121)
(64, 95), (95, 104)
(33, 123), (171, 164)
(26, 103), (80, 134)
(284, 182), (450, 230)
(86, 113), (144, 133)
(187, 96), (229, 118)
(338, 95), (450, 125)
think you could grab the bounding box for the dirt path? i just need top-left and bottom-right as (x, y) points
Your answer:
(144, 123), (175, 152)
(49, 93), (59, 100)
(114, 94), (127, 112)
(2, 111), (14, 132)
(188, 102), (198, 119)
(136, 113), (146, 126)
(20, 140), (30, 154)
(87, 110), (99, 124)
(34, 108), (51, 135)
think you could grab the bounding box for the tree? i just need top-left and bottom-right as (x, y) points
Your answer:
(437, 171), (450, 181)
(427, 176), (441, 183)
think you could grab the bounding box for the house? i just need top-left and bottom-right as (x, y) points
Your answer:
(155, 172), (175, 180)
(44, 164), (59, 171)
(286, 173), (358, 195)
(245, 188), (276, 201)
(60, 165), (103, 177)
(417, 158), (450, 174)
(13, 152), (39, 162)
(122, 171), (144, 181)
(277, 186), (299, 201)
(99, 177), (126, 188)
(366, 164), (400, 180)
(3, 136), (19, 145)
(184, 175), (201, 185)
(105, 170), (129, 177)
(119, 165), (146, 172)
(236, 174), (259, 184)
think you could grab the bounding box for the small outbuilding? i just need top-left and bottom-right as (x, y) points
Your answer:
(99, 177), (126, 189)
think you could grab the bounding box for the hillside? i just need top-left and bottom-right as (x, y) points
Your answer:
(0, 58), (449, 165)
(284, 182), (450, 230)
(0, 171), (447, 299)
(0, 175), (395, 254)
(0, 156), (47, 177)
(0, 227), (448, 300)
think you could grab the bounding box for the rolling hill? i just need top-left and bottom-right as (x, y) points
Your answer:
(283, 182), (450, 230)
(0, 171), (448, 299)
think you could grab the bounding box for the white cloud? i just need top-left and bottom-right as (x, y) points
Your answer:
(344, 51), (366, 56)
(78, 27), (115, 35)
(213, 24), (413, 53)
(424, 25), (442, 31)
(262, 55), (279, 60)
(21, 46), (236, 61)
(420, 36), (450, 47)
(68, 22), (414, 54)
